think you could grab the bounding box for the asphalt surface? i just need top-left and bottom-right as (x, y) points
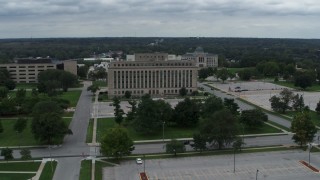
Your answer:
(198, 82), (291, 128)
(108, 150), (320, 180)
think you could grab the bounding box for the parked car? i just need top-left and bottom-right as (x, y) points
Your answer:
(136, 158), (143, 164)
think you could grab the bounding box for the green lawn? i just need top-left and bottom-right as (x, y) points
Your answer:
(0, 162), (41, 171)
(59, 90), (82, 107)
(284, 110), (320, 127)
(0, 119), (38, 146)
(96, 118), (281, 142)
(15, 83), (37, 89)
(63, 112), (74, 117)
(79, 160), (92, 180)
(227, 68), (247, 74)
(0, 118), (72, 146)
(7, 90), (81, 107)
(0, 173), (35, 180)
(274, 81), (320, 91)
(0, 161), (40, 180)
(86, 119), (94, 143)
(95, 161), (112, 180)
(39, 161), (57, 180)
(244, 123), (282, 134)
(93, 80), (108, 87)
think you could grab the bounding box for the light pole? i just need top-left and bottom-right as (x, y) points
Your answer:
(309, 143), (313, 166)
(233, 148), (235, 173)
(256, 169), (259, 180)
(143, 154), (146, 173)
(162, 121), (165, 143)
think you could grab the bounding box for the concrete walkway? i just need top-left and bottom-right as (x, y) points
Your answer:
(31, 159), (49, 180)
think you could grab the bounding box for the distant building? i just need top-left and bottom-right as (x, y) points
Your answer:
(182, 47), (218, 68)
(0, 58), (77, 83)
(126, 53), (181, 61)
(108, 53), (198, 97)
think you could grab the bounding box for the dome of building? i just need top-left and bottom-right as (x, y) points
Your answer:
(194, 47), (204, 53)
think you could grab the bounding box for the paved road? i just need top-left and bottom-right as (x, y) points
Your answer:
(51, 81), (92, 180)
(132, 135), (294, 154)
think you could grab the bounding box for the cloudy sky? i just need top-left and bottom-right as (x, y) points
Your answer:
(1, 0), (320, 39)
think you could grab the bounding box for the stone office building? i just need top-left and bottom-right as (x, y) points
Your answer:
(182, 47), (218, 68)
(108, 55), (198, 97)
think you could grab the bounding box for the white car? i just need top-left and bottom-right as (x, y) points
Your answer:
(136, 158), (143, 164)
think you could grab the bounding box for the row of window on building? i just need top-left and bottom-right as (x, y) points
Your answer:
(113, 62), (194, 67)
(114, 88), (193, 95)
(113, 70), (194, 89)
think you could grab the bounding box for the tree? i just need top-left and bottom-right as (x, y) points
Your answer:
(1, 148), (13, 161)
(38, 69), (78, 93)
(4, 79), (16, 90)
(0, 120), (3, 133)
(20, 149), (32, 160)
(112, 97), (124, 124)
(14, 117), (27, 133)
(294, 71), (315, 90)
(238, 69), (252, 80)
(292, 94), (304, 111)
(87, 84), (100, 94)
(179, 87), (187, 97)
(77, 65), (89, 79)
(166, 139), (186, 156)
(192, 133), (207, 152)
(217, 68), (230, 83)
(0, 87), (8, 99)
(232, 137), (245, 152)
(124, 91), (132, 99)
(126, 100), (137, 123)
(224, 98), (239, 115)
(199, 109), (238, 149)
(31, 88), (39, 97)
(32, 101), (71, 144)
(16, 88), (27, 106)
(198, 68), (210, 79)
(133, 95), (171, 134)
(0, 98), (17, 116)
(291, 111), (317, 147)
(201, 96), (224, 118)
(269, 88), (293, 113)
(172, 98), (200, 127)
(240, 109), (268, 129)
(100, 127), (134, 159)
(316, 101), (320, 114)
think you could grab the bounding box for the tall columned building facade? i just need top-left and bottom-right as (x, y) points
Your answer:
(108, 59), (198, 97)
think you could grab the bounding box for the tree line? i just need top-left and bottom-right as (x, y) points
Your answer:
(1, 38), (320, 69)
(100, 94), (269, 158)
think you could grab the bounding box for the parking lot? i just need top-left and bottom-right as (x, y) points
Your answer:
(211, 81), (320, 111)
(103, 150), (320, 180)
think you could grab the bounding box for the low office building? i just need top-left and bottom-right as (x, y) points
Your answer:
(108, 58), (198, 97)
(0, 58), (77, 83)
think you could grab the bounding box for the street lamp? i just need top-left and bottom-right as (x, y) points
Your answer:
(256, 169), (259, 180)
(309, 143), (313, 166)
(162, 121), (165, 143)
(143, 154), (146, 173)
(233, 148), (236, 173)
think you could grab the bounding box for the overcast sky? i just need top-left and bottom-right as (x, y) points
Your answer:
(1, 0), (320, 39)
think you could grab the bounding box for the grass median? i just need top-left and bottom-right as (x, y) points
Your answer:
(39, 161), (57, 180)
(95, 117), (282, 142)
